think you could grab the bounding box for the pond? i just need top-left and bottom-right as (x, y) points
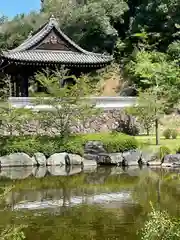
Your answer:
(1, 166), (180, 240)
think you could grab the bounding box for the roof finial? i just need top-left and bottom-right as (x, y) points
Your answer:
(49, 14), (58, 27)
(50, 14), (54, 19)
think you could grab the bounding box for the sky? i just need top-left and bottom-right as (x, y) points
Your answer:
(0, 0), (40, 18)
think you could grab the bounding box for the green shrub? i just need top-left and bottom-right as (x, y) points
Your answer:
(163, 128), (172, 139)
(171, 129), (178, 139)
(81, 132), (138, 152)
(0, 133), (139, 157)
(141, 206), (180, 240)
(176, 146), (180, 154)
(159, 146), (171, 159)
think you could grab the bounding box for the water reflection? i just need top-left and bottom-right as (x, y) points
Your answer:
(0, 166), (156, 180)
(1, 167), (180, 240)
(0, 166), (84, 179)
(0, 165), (150, 180)
(13, 191), (132, 210)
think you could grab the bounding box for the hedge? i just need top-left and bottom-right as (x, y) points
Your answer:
(0, 133), (139, 157)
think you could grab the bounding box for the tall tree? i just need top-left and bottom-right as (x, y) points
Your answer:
(126, 50), (180, 109)
(127, 87), (165, 144)
(129, 0), (180, 51)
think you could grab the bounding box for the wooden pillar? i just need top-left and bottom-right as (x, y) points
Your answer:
(9, 76), (13, 97)
(15, 78), (20, 97)
(20, 75), (29, 97)
(11, 76), (16, 97)
(23, 75), (29, 97)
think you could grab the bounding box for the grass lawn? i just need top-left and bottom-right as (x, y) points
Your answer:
(136, 135), (180, 152)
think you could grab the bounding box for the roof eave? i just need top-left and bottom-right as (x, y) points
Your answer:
(4, 58), (112, 66)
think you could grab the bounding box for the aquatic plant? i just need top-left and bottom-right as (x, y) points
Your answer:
(141, 204), (180, 240)
(0, 187), (27, 240)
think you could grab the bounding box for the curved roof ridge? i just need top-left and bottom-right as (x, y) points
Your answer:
(9, 15), (90, 55)
(10, 22), (52, 53)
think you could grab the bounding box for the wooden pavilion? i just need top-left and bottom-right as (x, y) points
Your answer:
(0, 16), (113, 97)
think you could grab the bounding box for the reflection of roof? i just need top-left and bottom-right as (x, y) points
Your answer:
(2, 16), (113, 66)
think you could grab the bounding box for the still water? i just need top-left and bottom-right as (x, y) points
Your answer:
(1, 166), (180, 239)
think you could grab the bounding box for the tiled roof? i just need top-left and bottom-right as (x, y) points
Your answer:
(3, 50), (112, 65)
(2, 16), (113, 65)
(10, 16), (89, 54)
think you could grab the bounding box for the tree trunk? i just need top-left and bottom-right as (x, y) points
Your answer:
(155, 118), (159, 145)
(146, 128), (150, 136)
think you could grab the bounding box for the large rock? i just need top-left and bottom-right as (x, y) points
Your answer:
(68, 154), (83, 165)
(96, 154), (112, 165)
(0, 153), (34, 167)
(83, 154), (98, 161)
(148, 161), (161, 166)
(34, 153), (47, 166)
(122, 150), (142, 166)
(109, 153), (123, 165)
(31, 156), (38, 166)
(84, 153), (123, 166)
(47, 153), (83, 166)
(84, 141), (106, 154)
(162, 154), (180, 167)
(46, 153), (68, 166)
(142, 151), (159, 165)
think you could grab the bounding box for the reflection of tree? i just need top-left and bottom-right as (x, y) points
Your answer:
(62, 187), (71, 207)
(132, 169), (180, 216)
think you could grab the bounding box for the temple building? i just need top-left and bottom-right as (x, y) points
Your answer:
(0, 16), (112, 97)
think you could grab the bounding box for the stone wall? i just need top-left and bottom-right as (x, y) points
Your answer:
(0, 110), (138, 136)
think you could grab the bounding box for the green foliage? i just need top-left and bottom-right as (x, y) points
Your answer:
(129, 0), (180, 51)
(141, 206), (180, 240)
(0, 12), (47, 50)
(34, 70), (100, 139)
(64, 0), (128, 53)
(0, 187), (27, 240)
(159, 146), (171, 159)
(0, 225), (26, 240)
(171, 129), (178, 139)
(114, 113), (140, 136)
(0, 0), (128, 54)
(0, 133), (138, 157)
(81, 132), (139, 152)
(127, 88), (164, 136)
(163, 129), (178, 139)
(176, 146), (180, 154)
(163, 129), (172, 139)
(126, 50), (180, 109)
(1, 0), (180, 58)
(167, 41), (180, 61)
(0, 106), (33, 136)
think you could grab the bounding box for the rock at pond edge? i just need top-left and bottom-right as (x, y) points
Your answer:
(0, 153), (34, 167)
